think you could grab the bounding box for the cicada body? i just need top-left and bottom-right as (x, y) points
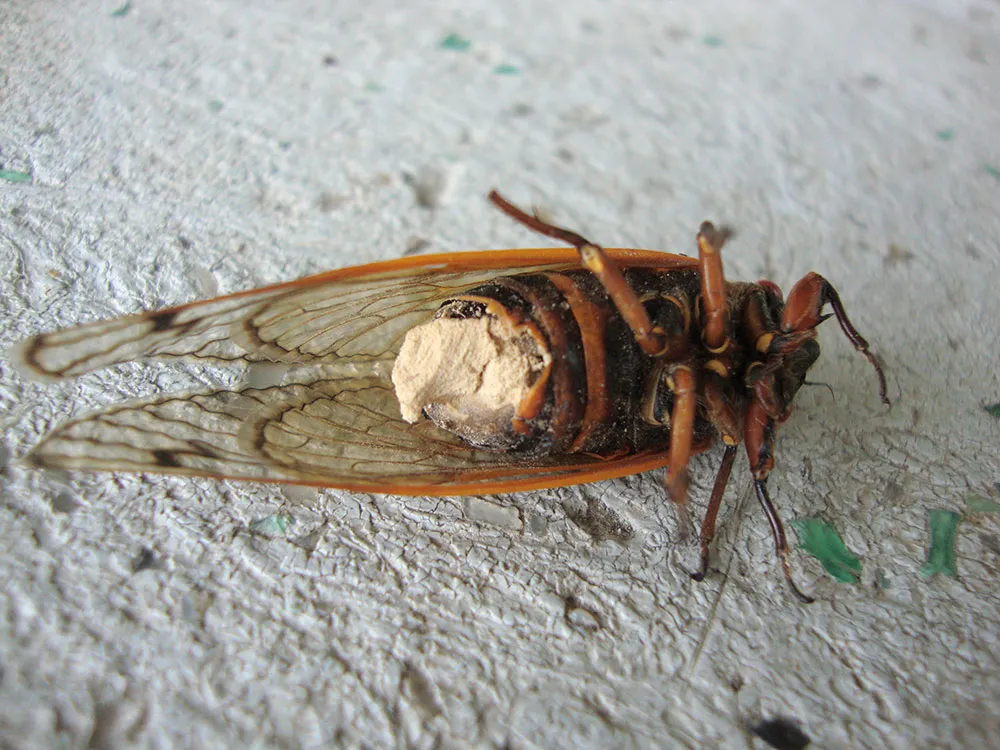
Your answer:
(13, 191), (888, 600)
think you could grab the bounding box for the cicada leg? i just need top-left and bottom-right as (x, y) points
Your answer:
(663, 364), (697, 506)
(781, 272), (889, 406)
(488, 190), (670, 357)
(696, 221), (734, 357)
(745, 401), (815, 603)
(690, 443), (738, 581)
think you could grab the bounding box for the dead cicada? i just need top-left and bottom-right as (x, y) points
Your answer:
(13, 191), (888, 601)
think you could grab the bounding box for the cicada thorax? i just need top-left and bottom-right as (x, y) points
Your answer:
(394, 268), (793, 459)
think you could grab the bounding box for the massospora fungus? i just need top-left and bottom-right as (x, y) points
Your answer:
(391, 299), (551, 449)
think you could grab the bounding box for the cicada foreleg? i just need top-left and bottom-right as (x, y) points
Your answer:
(781, 272), (889, 406)
(694, 219), (742, 444)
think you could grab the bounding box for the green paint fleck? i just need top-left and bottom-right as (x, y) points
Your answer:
(278, 140), (292, 150)
(250, 513), (294, 536)
(702, 35), (724, 47)
(985, 164), (1000, 183)
(935, 129), (955, 141)
(984, 402), (1000, 418)
(111, 1), (132, 17)
(493, 64), (520, 76)
(919, 509), (961, 579)
(364, 82), (384, 93)
(0, 170), (32, 183)
(790, 518), (862, 583)
(439, 33), (471, 51)
(966, 494), (1000, 514)
(207, 99), (224, 113)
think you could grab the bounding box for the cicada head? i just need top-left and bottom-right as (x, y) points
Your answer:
(776, 336), (821, 406)
(748, 269), (888, 423)
(744, 281), (823, 423)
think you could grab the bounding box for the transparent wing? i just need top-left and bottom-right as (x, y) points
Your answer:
(13, 248), (694, 380)
(27, 375), (672, 495)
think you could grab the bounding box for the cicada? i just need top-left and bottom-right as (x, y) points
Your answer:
(13, 191), (888, 600)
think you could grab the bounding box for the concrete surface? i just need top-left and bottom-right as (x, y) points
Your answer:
(2, 0), (999, 747)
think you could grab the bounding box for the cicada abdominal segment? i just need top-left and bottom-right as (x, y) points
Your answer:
(14, 190), (888, 602)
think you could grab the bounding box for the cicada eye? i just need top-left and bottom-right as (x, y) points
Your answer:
(799, 338), (821, 372)
(785, 339), (822, 397)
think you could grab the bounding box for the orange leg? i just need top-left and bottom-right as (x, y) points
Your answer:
(744, 401), (814, 603)
(697, 221), (734, 355)
(664, 365), (697, 512)
(782, 272), (889, 405)
(701, 372), (741, 445)
(690, 444), (738, 581)
(489, 190), (668, 356)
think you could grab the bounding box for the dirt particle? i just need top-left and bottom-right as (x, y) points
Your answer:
(51, 490), (80, 514)
(884, 243), (914, 267)
(315, 191), (345, 213)
(749, 717), (810, 750)
(858, 73), (883, 90)
(131, 547), (159, 574)
(403, 165), (461, 209)
(564, 495), (633, 544)
(564, 596), (603, 632)
(404, 236), (430, 255)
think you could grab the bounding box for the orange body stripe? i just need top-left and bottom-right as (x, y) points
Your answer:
(544, 272), (613, 453)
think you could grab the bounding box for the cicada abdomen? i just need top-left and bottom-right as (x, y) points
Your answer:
(392, 267), (715, 457)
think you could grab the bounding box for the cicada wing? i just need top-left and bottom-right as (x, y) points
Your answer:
(27, 375), (672, 495)
(13, 263), (494, 380)
(13, 248), (695, 381)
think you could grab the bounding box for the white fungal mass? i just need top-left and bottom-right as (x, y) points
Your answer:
(392, 312), (550, 446)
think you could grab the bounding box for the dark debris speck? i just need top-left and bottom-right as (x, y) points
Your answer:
(750, 717), (811, 750)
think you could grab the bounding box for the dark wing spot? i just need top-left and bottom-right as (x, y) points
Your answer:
(149, 310), (179, 332)
(151, 449), (182, 467)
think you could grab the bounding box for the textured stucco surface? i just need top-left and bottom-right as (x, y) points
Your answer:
(2, 1), (1000, 747)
